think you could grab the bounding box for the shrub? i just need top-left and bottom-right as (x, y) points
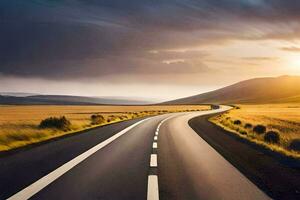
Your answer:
(244, 123), (252, 129)
(117, 116), (123, 120)
(91, 114), (105, 125)
(253, 125), (266, 134)
(233, 120), (242, 125)
(239, 131), (247, 135)
(39, 116), (71, 130)
(264, 131), (280, 144)
(107, 115), (118, 122)
(211, 105), (219, 109)
(288, 139), (300, 152)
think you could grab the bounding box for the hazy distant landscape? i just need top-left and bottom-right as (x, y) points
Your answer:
(0, 94), (152, 105)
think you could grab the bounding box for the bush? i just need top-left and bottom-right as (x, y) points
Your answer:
(91, 114), (105, 125)
(39, 116), (71, 130)
(264, 131), (280, 144)
(239, 131), (247, 135)
(244, 123), (252, 129)
(288, 139), (300, 152)
(253, 125), (266, 134)
(107, 115), (118, 122)
(233, 120), (242, 125)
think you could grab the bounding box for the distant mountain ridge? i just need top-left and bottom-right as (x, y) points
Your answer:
(168, 75), (300, 104)
(0, 95), (151, 105)
(0, 92), (39, 97)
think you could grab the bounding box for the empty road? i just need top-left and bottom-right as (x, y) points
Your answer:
(0, 106), (270, 200)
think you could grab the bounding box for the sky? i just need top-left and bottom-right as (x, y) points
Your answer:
(1, 0), (300, 101)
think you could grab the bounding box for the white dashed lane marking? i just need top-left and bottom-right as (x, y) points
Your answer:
(147, 175), (159, 200)
(152, 142), (158, 149)
(147, 115), (175, 200)
(150, 154), (158, 167)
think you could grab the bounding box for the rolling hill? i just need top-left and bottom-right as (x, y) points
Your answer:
(0, 95), (151, 105)
(168, 75), (300, 104)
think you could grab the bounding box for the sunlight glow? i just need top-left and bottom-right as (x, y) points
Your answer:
(287, 55), (300, 72)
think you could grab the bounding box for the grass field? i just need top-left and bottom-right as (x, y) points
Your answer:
(0, 105), (209, 152)
(210, 104), (300, 158)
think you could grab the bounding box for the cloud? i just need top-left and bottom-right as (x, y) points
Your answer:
(280, 46), (300, 52)
(162, 59), (185, 65)
(241, 57), (278, 61)
(1, 0), (300, 81)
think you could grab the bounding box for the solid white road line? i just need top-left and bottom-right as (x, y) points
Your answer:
(147, 175), (159, 200)
(150, 154), (158, 167)
(152, 142), (158, 149)
(7, 118), (150, 200)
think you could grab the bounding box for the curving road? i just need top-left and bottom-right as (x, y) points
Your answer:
(0, 106), (270, 200)
(158, 107), (269, 200)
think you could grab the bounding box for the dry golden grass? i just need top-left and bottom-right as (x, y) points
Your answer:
(210, 104), (300, 158)
(0, 105), (209, 151)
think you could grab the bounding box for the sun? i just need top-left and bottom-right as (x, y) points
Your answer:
(287, 55), (300, 72)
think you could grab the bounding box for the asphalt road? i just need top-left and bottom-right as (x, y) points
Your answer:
(0, 117), (146, 199)
(158, 109), (269, 200)
(0, 106), (271, 200)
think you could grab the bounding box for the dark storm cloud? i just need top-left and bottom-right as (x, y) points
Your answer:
(1, 0), (300, 79)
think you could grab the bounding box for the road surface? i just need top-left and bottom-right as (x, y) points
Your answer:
(0, 106), (270, 200)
